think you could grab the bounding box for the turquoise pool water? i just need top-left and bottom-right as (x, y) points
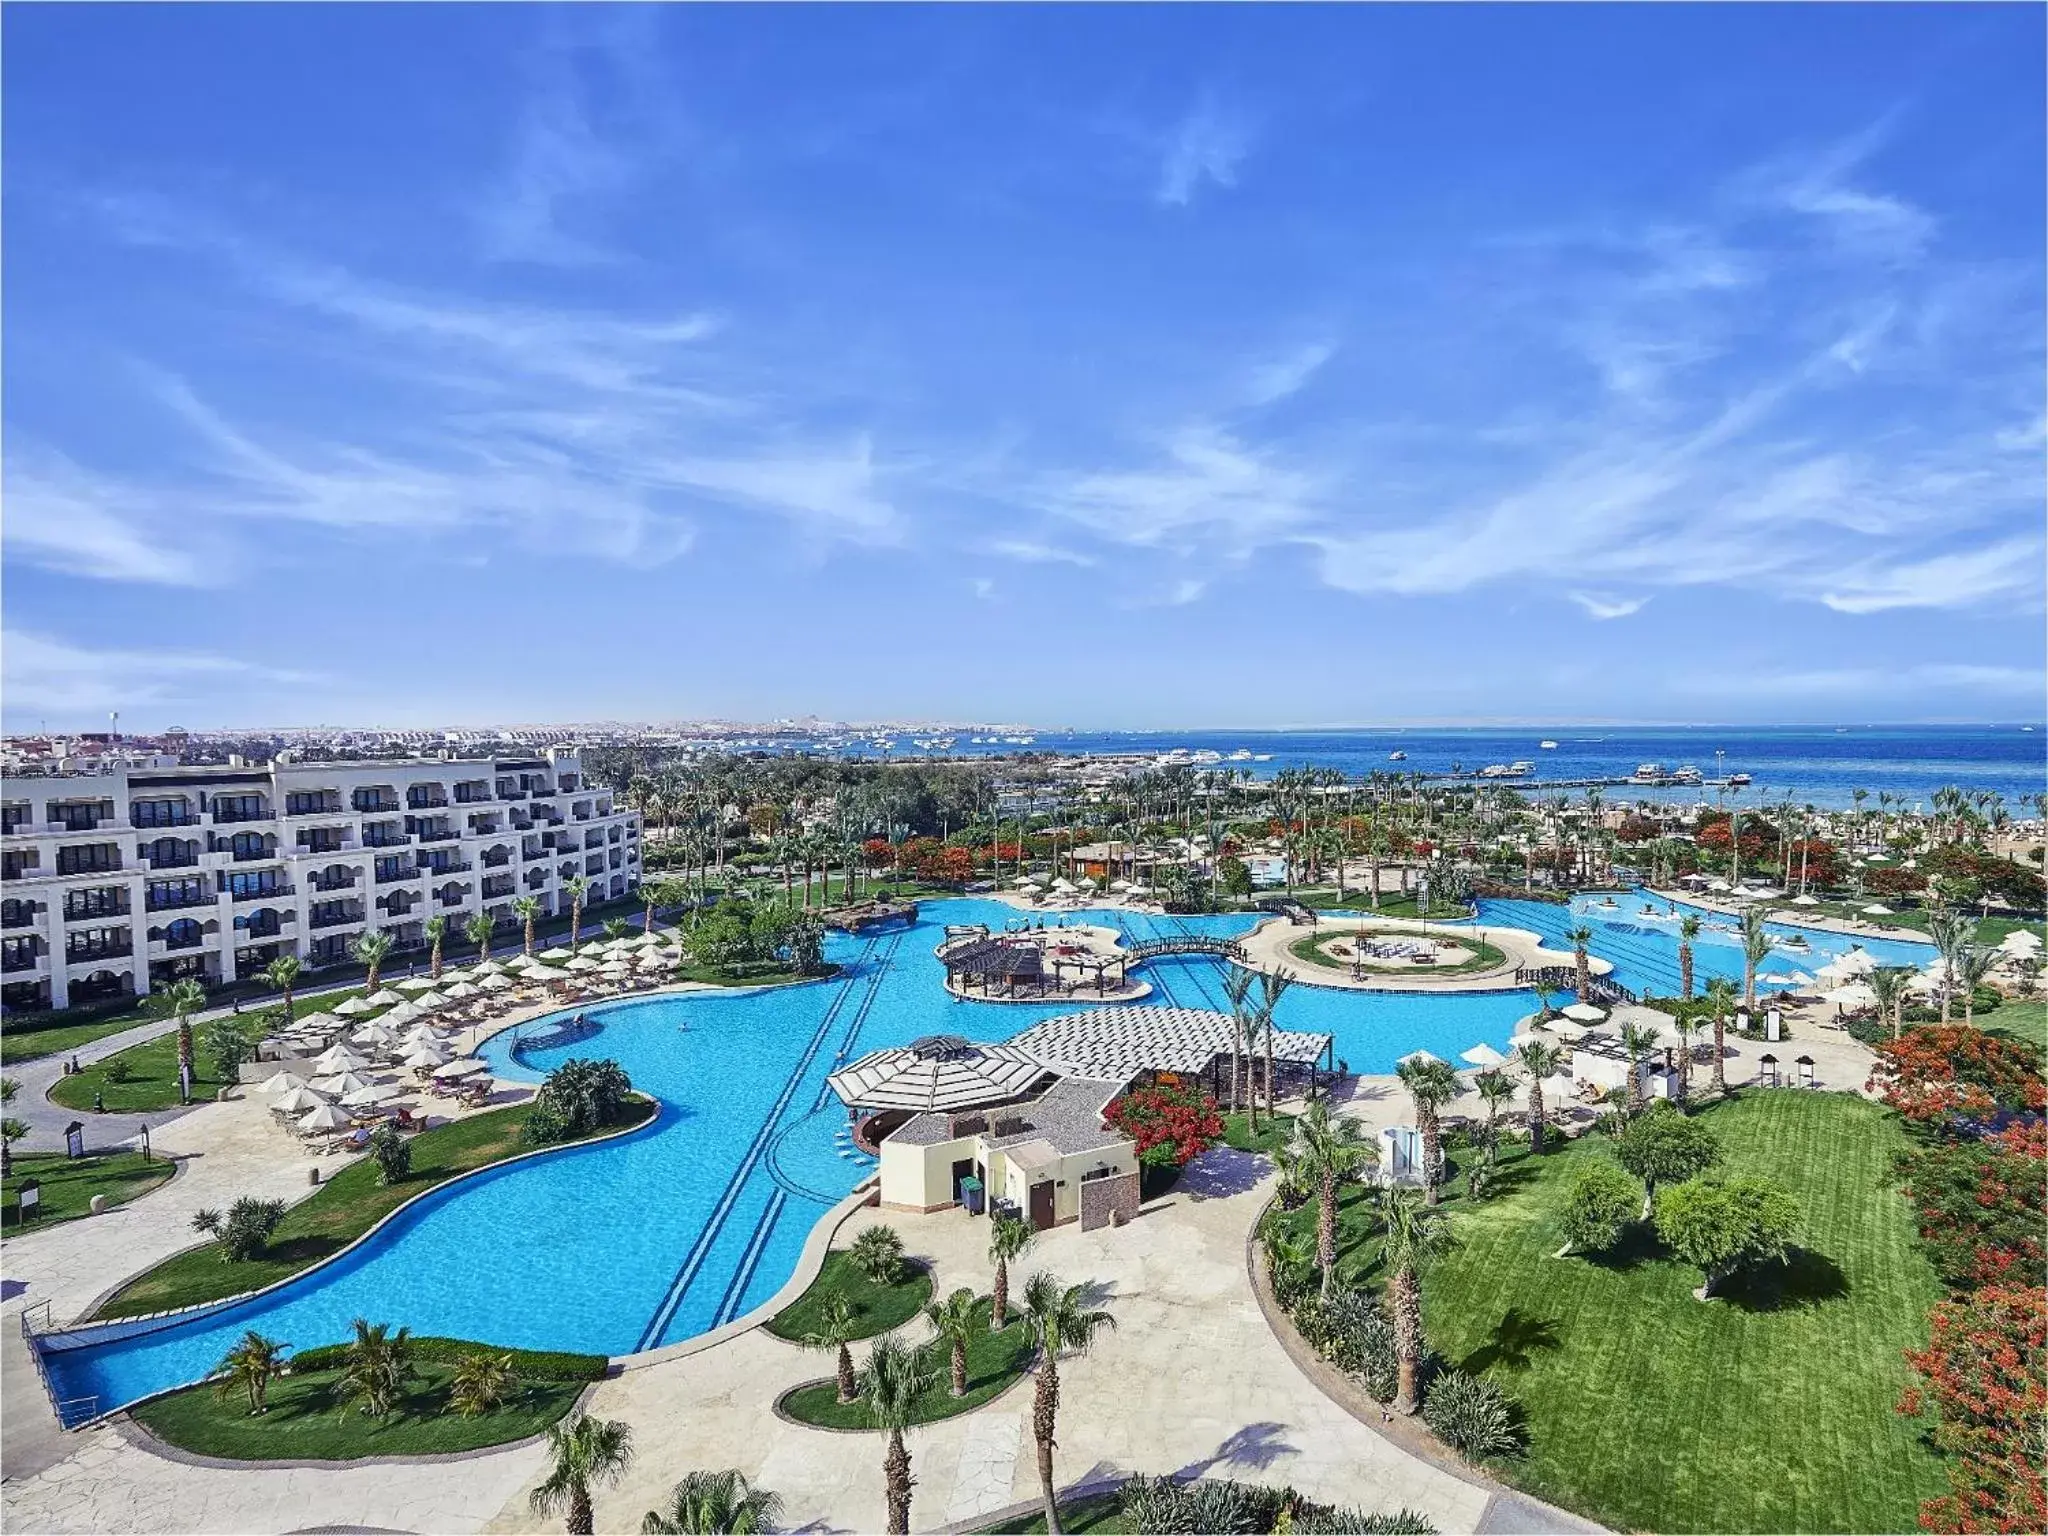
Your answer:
(37, 893), (1914, 1419)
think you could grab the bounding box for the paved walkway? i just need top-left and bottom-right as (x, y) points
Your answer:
(1234, 915), (1605, 994)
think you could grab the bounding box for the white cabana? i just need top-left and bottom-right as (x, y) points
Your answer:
(271, 1086), (327, 1114)
(342, 1081), (401, 1107)
(299, 1103), (352, 1133)
(434, 1058), (490, 1080)
(1460, 1043), (1508, 1068)
(1561, 1002), (1606, 1022)
(364, 989), (406, 1007)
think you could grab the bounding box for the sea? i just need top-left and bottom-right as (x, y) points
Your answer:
(809, 725), (2046, 811)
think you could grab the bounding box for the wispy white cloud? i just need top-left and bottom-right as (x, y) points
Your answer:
(1040, 424), (1321, 552)
(1, 629), (320, 715)
(1244, 342), (1336, 407)
(1731, 124), (1936, 263)
(990, 539), (1096, 567)
(1820, 538), (2047, 613)
(1570, 592), (1648, 620)
(970, 577), (996, 601)
(2, 445), (219, 587)
(1156, 99), (1251, 207)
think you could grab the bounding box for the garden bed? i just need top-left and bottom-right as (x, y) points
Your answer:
(765, 1250), (933, 1342)
(778, 1296), (1031, 1429)
(2, 1150), (175, 1230)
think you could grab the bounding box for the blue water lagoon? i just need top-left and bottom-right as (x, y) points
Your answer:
(36, 894), (1924, 1419)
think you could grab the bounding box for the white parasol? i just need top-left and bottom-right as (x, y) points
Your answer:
(397, 976), (438, 992)
(1460, 1043), (1507, 1067)
(314, 1044), (369, 1072)
(1860, 903), (1894, 916)
(412, 991), (451, 1011)
(1561, 1002), (1605, 1022)
(433, 1058), (490, 1080)
(478, 973), (516, 992)
(299, 1103), (352, 1133)
(342, 1081), (401, 1107)
(402, 1042), (451, 1068)
(272, 1086), (328, 1114)
(258, 1070), (308, 1097)
(334, 997), (374, 1017)
(364, 989), (405, 1008)
(311, 1069), (372, 1096)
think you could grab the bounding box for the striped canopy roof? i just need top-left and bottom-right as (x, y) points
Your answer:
(827, 1034), (1050, 1113)
(1008, 1006), (1331, 1082)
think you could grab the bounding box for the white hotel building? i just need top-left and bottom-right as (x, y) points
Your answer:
(1, 748), (639, 1012)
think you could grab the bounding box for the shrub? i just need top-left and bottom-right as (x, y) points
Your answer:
(1105, 1082), (1227, 1168)
(193, 1197), (287, 1262)
(287, 1336), (608, 1380)
(1614, 1105), (1722, 1203)
(1654, 1175), (1800, 1298)
(1422, 1368), (1524, 1459)
(1559, 1160), (1643, 1256)
(447, 1351), (520, 1418)
(203, 1021), (250, 1086)
(523, 1057), (635, 1145)
(369, 1121), (411, 1185)
(1898, 1283), (2047, 1534)
(1294, 1289), (1397, 1400)
(1295, 1509), (1436, 1535)
(102, 1056), (134, 1085)
(847, 1224), (904, 1285)
(1119, 1475), (1437, 1535)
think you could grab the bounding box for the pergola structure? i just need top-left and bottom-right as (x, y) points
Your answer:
(1008, 1005), (1335, 1098)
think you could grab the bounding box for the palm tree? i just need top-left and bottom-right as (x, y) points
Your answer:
(1220, 966), (1256, 1116)
(1395, 1056), (1461, 1205)
(261, 955), (303, 1024)
(641, 1470), (782, 1535)
(1565, 925), (1594, 1002)
(513, 896), (543, 957)
(334, 1318), (414, 1419)
(563, 875), (591, 954)
(351, 930), (394, 993)
(1703, 975), (1736, 1096)
(1618, 1021), (1661, 1110)
(925, 1287), (980, 1396)
(531, 1411), (636, 1536)
(1019, 1272), (1117, 1535)
(1381, 1188), (1455, 1415)
(1739, 906), (1771, 1010)
(800, 1294), (862, 1404)
(465, 909), (496, 963)
(212, 1330), (285, 1416)
(448, 1351), (518, 1417)
(423, 914), (449, 979)
(848, 1224), (904, 1284)
(1286, 1099), (1377, 1295)
(1676, 914), (1702, 998)
(0, 1115), (26, 1177)
(1956, 945), (1999, 1026)
(1870, 964), (1915, 1042)
(859, 1334), (935, 1536)
(1471, 1068), (1514, 1166)
(1257, 968), (1294, 1123)
(1516, 1039), (1565, 1154)
(988, 1212), (1034, 1330)
(148, 978), (209, 1102)
(1672, 1015), (1700, 1103)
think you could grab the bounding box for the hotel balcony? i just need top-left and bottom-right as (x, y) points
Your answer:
(230, 885), (293, 903)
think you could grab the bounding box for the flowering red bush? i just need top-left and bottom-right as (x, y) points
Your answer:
(1786, 838), (1841, 890)
(1105, 1082), (1225, 1168)
(1615, 814), (1663, 844)
(862, 837), (895, 868)
(1897, 1283), (2047, 1534)
(1896, 1121), (2047, 1291)
(1865, 865), (1929, 900)
(1875, 1027), (2048, 1126)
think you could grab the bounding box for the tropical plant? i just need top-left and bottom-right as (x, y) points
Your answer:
(1672, 1014), (1700, 1103)
(1703, 976), (1737, 1097)
(524, 1057), (635, 1144)
(0, 1116), (26, 1177)
(531, 1410), (636, 1535)
(513, 896), (544, 957)
(212, 1330), (286, 1416)
(1395, 1057), (1462, 1206)
(465, 909), (496, 962)
(1262, 1220), (1318, 1308)
(1380, 1187), (1455, 1414)
(1019, 1271), (1117, 1535)
(1870, 965), (1915, 1042)
(1565, 924), (1594, 1001)
(1955, 945), (2000, 1027)
(1614, 1105), (1722, 1216)
(1469, 1068), (1515, 1170)
(1256, 968), (1295, 1122)
(368, 1120), (411, 1183)
(1617, 1021), (1660, 1111)
(801, 1294), (862, 1404)
(924, 1286), (981, 1397)
(333, 1318), (416, 1420)
(1286, 1099), (1379, 1295)
(1654, 1174), (1800, 1300)
(350, 929), (395, 992)
(261, 955), (303, 1023)
(1515, 1039), (1565, 1154)
(202, 1019), (250, 1090)
(641, 1470), (783, 1535)
(563, 874), (591, 954)
(848, 1224), (905, 1285)
(424, 913), (448, 979)
(147, 978), (209, 1102)
(1422, 1368), (1524, 1459)
(192, 1196), (287, 1261)
(1676, 914), (1702, 998)
(859, 1334), (936, 1535)
(447, 1350), (519, 1417)
(1104, 1080), (1225, 1168)
(1557, 1160), (1643, 1256)
(988, 1212), (1034, 1330)
(1221, 965), (1256, 1115)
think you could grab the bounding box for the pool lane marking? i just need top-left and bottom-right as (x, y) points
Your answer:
(632, 933), (885, 1352)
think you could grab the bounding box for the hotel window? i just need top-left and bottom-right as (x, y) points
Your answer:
(212, 793), (265, 823)
(224, 870), (286, 899)
(130, 799), (192, 828)
(148, 877), (208, 910)
(56, 843), (121, 875)
(285, 791), (335, 816)
(64, 886), (127, 920)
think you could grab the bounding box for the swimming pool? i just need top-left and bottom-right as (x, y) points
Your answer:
(36, 893), (1886, 1419)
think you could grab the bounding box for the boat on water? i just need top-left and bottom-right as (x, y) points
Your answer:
(1727, 772), (1752, 786)
(1670, 765), (1704, 784)
(1478, 761), (1531, 778)
(1539, 740), (1558, 749)
(1632, 762), (1665, 782)
(1228, 749), (1253, 761)
(1389, 751), (1407, 761)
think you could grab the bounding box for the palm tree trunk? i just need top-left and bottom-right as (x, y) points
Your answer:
(1391, 1266), (1422, 1414)
(1317, 1169), (1337, 1295)
(837, 1344), (857, 1404)
(567, 1484), (594, 1536)
(1529, 1082), (1546, 1154)
(884, 1429), (913, 1535)
(177, 1020), (195, 1096)
(1680, 945), (1693, 999)
(951, 1341), (968, 1396)
(429, 936), (443, 979)
(1711, 1014), (1727, 1095)
(992, 1259), (1009, 1331)
(1034, 1364), (1062, 1535)
(1421, 1112), (1441, 1207)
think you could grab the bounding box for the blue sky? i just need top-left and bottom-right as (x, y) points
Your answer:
(5, 4), (2043, 730)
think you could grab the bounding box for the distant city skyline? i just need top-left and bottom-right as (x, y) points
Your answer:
(4, 5), (2043, 730)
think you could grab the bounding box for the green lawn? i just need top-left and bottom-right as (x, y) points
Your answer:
(673, 961), (839, 988)
(1223, 1110), (1294, 1157)
(1314, 1091), (1949, 1534)
(765, 1250), (935, 1342)
(2, 1150), (174, 1230)
(47, 1011), (280, 1114)
(1984, 997), (2046, 1051)
(977, 1491), (1128, 1533)
(1288, 927), (1506, 977)
(1295, 890), (1472, 920)
(2, 1007), (158, 1067)
(132, 1353), (585, 1461)
(92, 1097), (656, 1319)
(779, 1296), (1032, 1429)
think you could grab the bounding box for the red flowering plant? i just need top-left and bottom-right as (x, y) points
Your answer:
(1896, 1283), (2047, 1534)
(1875, 1026), (2048, 1129)
(1895, 1121), (2047, 1291)
(1105, 1081), (1226, 1168)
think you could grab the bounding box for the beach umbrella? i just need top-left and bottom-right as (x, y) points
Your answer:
(443, 980), (481, 1000)
(1561, 1002), (1605, 1022)
(342, 1081), (401, 1108)
(1706, 879), (1731, 893)
(478, 973), (516, 992)
(364, 989), (406, 1008)
(539, 946), (574, 962)
(412, 990), (451, 1011)
(1548, 1020), (1592, 1041)
(1396, 1048), (1446, 1068)
(636, 950), (670, 969)
(397, 976), (438, 992)
(1790, 894), (1822, 907)
(402, 1042), (451, 1068)
(1109, 879), (1131, 892)
(350, 1025), (398, 1049)
(433, 1058), (489, 1080)
(311, 1069), (371, 1096)
(437, 966), (475, 984)
(1460, 1043), (1507, 1068)
(1998, 930), (2043, 954)
(475, 959), (513, 975)
(1746, 886), (1785, 899)
(380, 1002), (424, 1027)
(598, 960), (632, 977)
(565, 955), (600, 973)
(1756, 972), (1798, 986)
(1011, 874), (1037, 887)
(1127, 884), (1151, 896)
(294, 1011), (343, 1034)
(299, 1103), (352, 1133)
(632, 931), (666, 948)
(1791, 970), (1818, 986)
(271, 1086), (328, 1114)
(1860, 903), (1894, 916)
(334, 997), (374, 1017)
(314, 1044), (369, 1071)
(258, 1069), (308, 1097)
(1833, 949), (1877, 975)
(1076, 876), (1098, 890)
(1018, 883), (1042, 895)
(1823, 983), (1877, 1007)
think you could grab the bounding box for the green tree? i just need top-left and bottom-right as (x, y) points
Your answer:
(562, 874), (591, 954)
(1615, 1106), (1723, 1216)
(0, 1116), (25, 1177)
(423, 914), (448, 979)
(212, 1330), (286, 1416)
(261, 955), (303, 1024)
(193, 1196), (286, 1260)
(988, 1212), (1034, 1330)
(531, 1411), (636, 1536)
(1565, 924), (1594, 1001)
(925, 1286), (981, 1397)
(334, 1319), (415, 1419)
(1558, 1160), (1643, 1257)
(465, 909), (496, 963)
(1702, 976), (1737, 1097)
(1738, 907), (1772, 1013)
(1381, 1187), (1455, 1414)
(1955, 945), (1999, 1027)
(1676, 914), (1702, 999)
(202, 1019), (249, 1090)
(1516, 1039), (1565, 1154)
(1019, 1271), (1117, 1535)
(1870, 965), (1915, 1042)
(1286, 1099), (1378, 1295)
(1655, 1174), (1800, 1301)
(147, 978), (209, 1104)
(448, 1351), (518, 1418)
(1395, 1056), (1462, 1206)
(368, 1120), (411, 1184)
(848, 1224), (905, 1285)
(1256, 969), (1295, 1123)
(641, 1470), (783, 1535)
(860, 1334), (936, 1536)
(351, 930), (394, 992)
(1617, 1021), (1661, 1111)
(513, 896), (543, 957)
(801, 1294), (862, 1404)
(1471, 1068), (1515, 1167)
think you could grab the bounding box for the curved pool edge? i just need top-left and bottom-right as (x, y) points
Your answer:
(1238, 914), (1609, 994)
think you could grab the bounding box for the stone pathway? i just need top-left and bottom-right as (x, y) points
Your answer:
(1233, 915), (1603, 994)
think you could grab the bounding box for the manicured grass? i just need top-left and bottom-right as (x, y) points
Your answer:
(1319, 1092), (1948, 1534)
(977, 1490), (1129, 1533)
(765, 1250), (934, 1342)
(2, 1150), (174, 1230)
(2, 1009), (156, 1067)
(779, 1296), (1032, 1429)
(673, 961), (840, 988)
(132, 1353), (585, 1461)
(48, 1009), (289, 1114)
(1299, 890), (1473, 920)
(1985, 998), (2046, 1051)
(1288, 927), (1506, 977)
(92, 1097), (656, 1319)
(1223, 1110), (1295, 1156)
